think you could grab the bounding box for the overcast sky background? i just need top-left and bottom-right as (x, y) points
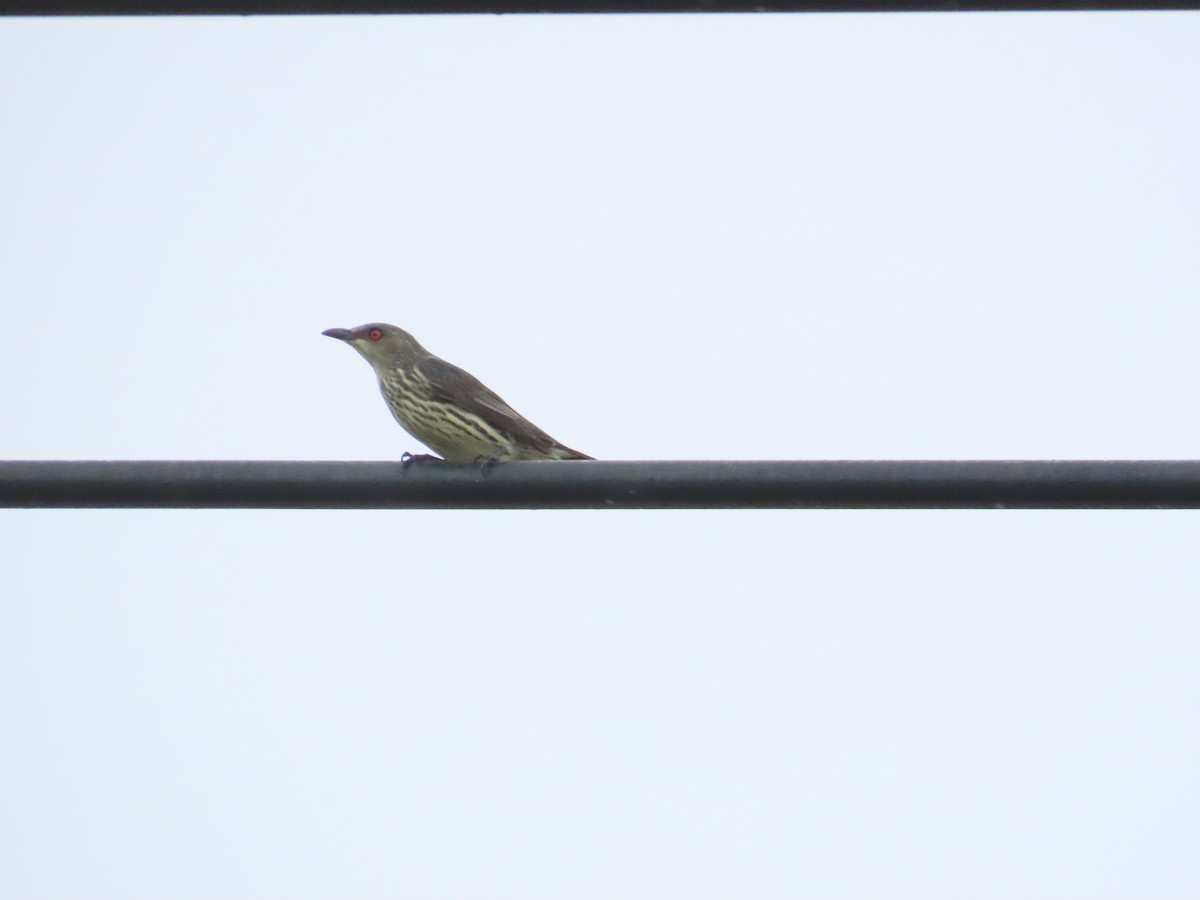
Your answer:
(2, 10), (1199, 900)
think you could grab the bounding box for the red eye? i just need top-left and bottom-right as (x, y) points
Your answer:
(368, 328), (383, 341)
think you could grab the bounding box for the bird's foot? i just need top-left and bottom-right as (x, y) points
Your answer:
(401, 452), (442, 468)
(473, 454), (501, 477)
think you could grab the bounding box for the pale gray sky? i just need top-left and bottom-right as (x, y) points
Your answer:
(2, 11), (1199, 899)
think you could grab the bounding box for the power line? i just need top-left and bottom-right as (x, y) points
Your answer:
(3, 459), (1200, 508)
(4, 0), (1198, 15)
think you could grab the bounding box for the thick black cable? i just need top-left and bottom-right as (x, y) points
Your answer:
(3, 459), (1200, 508)
(3, 1), (1197, 15)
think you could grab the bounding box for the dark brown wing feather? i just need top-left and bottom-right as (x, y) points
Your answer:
(417, 356), (583, 456)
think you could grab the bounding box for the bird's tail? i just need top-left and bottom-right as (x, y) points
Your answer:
(549, 444), (593, 461)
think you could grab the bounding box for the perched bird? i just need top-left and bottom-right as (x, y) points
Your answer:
(322, 323), (592, 462)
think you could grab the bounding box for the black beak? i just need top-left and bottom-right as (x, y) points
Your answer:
(322, 327), (352, 341)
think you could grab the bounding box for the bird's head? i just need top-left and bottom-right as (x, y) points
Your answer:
(322, 323), (429, 369)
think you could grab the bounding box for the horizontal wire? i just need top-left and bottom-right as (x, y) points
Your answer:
(5, 1), (1198, 15)
(3, 459), (1200, 508)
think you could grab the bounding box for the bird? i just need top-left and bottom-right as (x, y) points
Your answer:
(322, 323), (593, 462)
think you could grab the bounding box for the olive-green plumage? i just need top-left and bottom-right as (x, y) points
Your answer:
(323, 323), (592, 462)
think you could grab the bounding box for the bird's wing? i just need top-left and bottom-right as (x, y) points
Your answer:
(416, 356), (561, 449)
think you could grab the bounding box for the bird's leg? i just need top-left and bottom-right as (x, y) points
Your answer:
(401, 451), (442, 468)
